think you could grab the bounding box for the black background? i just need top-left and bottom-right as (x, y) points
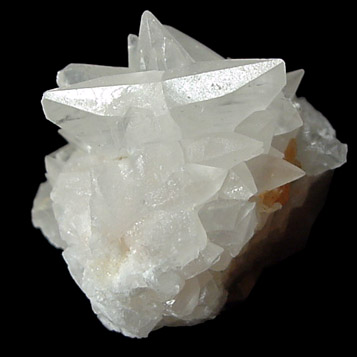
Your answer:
(11, 2), (354, 353)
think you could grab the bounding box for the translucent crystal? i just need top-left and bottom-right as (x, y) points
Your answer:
(219, 162), (257, 200)
(57, 63), (132, 87)
(32, 11), (347, 338)
(284, 69), (304, 99)
(32, 181), (65, 249)
(128, 11), (194, 71)
(246, 154), (305, 193)
(295, 98), (348, 175)
(181, 132), (264, 169)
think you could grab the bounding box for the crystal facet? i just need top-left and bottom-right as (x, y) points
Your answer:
(32, 11), (347, 338)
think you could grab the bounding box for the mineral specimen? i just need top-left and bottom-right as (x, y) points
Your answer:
(32, 11), (347, 338)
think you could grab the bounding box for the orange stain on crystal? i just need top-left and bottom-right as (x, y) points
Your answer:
(283, 138), (302, 168)
(259, 139), (301, 208)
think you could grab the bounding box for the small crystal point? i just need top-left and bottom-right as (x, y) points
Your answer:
(284, 69), (305, 98)
(131, 10), (195, 71)
(56, 63), (132, 87)
(246, 154), (305, 193)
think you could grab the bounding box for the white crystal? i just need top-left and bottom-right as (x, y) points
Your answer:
(32, 11), (347, 338)
(202, 200), (257, 257)
(284, 69), (304, 99)
(181, 241), (223, 279)
(219, 162), (257, 200)
(32, 181), (65, 249)
(246, 154), (305, 193)
(128, 11), (194, 71)
(57, 63), (132, 87)
(181, 132), (264, 169)
(235, 110), (277, 154)
(270, 92), (303, 135)
(295, 97), (347, 175)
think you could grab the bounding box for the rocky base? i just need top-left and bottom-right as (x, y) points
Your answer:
(224, 171), (333, 302)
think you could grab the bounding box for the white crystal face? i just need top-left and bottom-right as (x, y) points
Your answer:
(32, 10), (347, 338)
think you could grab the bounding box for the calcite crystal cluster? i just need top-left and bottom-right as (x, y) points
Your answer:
(32, 11), (347, 338)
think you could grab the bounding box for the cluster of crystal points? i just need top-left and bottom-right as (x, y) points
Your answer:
(32, 11), (347, 338)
